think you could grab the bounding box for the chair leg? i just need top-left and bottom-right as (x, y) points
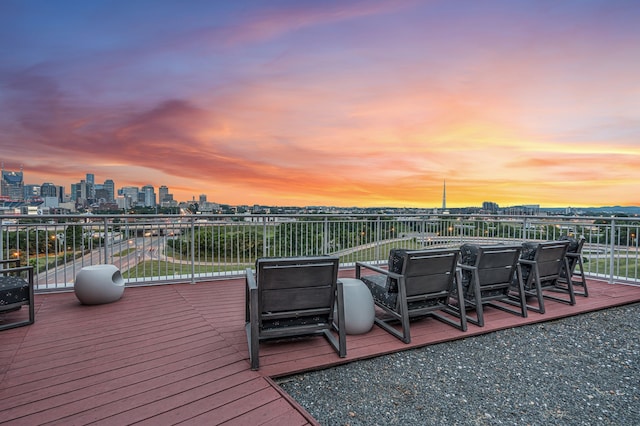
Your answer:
(247, 285), (260, 370)
(327, 280), (348, 356)
(374, 315), (410, 343)
(523, 264), (546, 314)
(471, 275), (485, 327)
(441, 271), (468, 331)
(454, 273), (485, 327)
(398, 279), (411, 343)
(572, 258), (588, 297)
(0, 308), (34, 331)
(335, 281), (347, 357)
(488, 265), (529, 319)
(543, 258), (577, 306)
(245, 322), (259, 370)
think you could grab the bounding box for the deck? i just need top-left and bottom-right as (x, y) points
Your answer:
(1, 270), (640, 425)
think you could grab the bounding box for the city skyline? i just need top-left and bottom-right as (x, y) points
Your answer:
(1, 1), (639, 208)
(5, 167), (638, 213)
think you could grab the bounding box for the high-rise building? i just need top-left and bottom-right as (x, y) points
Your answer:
(119, 186), (139, 207)
(159, 185), (169, 203)
(142, 185), (156, 207)
(57, 185), (65, 202)
(86, 173), (95, 199)
(103, 179), (115, 202)
(23, 184), (40, 200)
(1, 165), (24, 200)
(482, 201), (499, 213)
(70, 183), (79, 201)
(79, 179), (88, 201)
(40, 182), (57, 198)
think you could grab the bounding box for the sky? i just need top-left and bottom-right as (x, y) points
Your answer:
(1, 0), (639, 208)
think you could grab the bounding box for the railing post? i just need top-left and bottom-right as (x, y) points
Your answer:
(190, 216), (196, 284)
(103, 217), (109, 264)
(375, 216), (381, 262)
(609, 218), (616, 284)
(0, 222), (4, 261)
(323, 217), (329, 255)
(263, 219), (268, 257)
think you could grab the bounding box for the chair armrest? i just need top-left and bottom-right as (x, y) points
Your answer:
(457, 263), (476, 271)
(355, 261), (402, 279)
(0, 265), (34, 278)
(0, 259), (21, 267)
(245, 268), (257, 290)
(518, 259), (536, 266)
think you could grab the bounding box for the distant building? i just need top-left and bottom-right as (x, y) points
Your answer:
(70, 183), (79, 201)
(73, 179), (89, 207)
(1, 165), (24, 201)
(43, 196), (59, 208)
(23, 184), (40, 200)
(116, 196), (131, 210)
(482, 201), (499, 213)
(41, 182), (57, 198)
(57, 185), (65, 202)
(119, 186), (139, 207)
(159, 185), (169, 202)
(103, 179), (115, 201)
(86, 173), (95, 200)
(94, 187), (111, 203)
(503, 204), (540, 216)
(142, 185), (156, 207)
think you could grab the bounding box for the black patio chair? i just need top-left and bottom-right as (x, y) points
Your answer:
(557, 235), (588, 297)
(455, 244), (527, 327)
(245, 256), (346, 370)
(518, 240), (572, 314)
(356, 248), (467, 344)
(0, 259), (35, 331)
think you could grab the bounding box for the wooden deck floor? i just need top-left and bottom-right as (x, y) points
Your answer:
(1, 270), (639, 425)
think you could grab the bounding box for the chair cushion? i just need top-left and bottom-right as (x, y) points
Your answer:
(361, 274), (398, 309)
(386, 249), (408, 293)
(459, 244), (480, 291)
(459, 244), (514, 300)
(261, 314), (330, 331)
(460, 244), (480, 266)
(0, 276), (30, 308)
(558, 235), (579, 253)
(518, 242), (539, 289)
(558, 235), (579, 279)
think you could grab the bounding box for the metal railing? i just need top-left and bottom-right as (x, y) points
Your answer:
(1, 213), (638, 291)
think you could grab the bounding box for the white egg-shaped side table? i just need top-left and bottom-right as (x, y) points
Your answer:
(74, 264), (125, 305)
(338, 278), (375, 335)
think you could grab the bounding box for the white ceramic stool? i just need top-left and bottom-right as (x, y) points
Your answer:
(74, 264), (125, 305)
(339, 278), (375, 335)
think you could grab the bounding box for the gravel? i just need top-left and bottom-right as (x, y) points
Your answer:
(277, 303), (640, 426)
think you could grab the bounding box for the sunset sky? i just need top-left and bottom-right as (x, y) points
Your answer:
(1, 0), (639, 208)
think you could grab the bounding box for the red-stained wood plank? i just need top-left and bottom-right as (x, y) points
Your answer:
(257, 277), (640, 377)
(1, 273), (639, 426)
